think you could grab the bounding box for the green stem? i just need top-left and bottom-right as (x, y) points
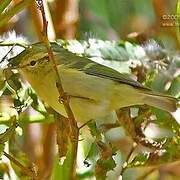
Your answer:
(3, 151), (37, 179)
(0, 0), (13, 13)
(0, 0), (32, 28)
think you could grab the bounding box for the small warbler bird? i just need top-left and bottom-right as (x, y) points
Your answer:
(9, 42), (177, 122)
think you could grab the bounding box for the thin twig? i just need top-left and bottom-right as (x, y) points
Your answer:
(0, 45), (15, 64)
(119, 143), (137, 177)
(3, 151), (37, 179)
(79, 119), (92, 130)
(35, 1), (79, 179)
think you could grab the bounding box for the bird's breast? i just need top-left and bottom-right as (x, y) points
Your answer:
(21, 68), (114, 122)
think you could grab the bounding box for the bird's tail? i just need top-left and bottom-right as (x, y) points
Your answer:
(142, 91), (177, 112)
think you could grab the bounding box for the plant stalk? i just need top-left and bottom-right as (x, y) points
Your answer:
(35, 1), (79, 179)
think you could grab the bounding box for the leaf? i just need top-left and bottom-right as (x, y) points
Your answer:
(88, 121), (101, 139)
(0, 162), (10, 179)
(95, 141), (116, 180)
(0, 144), (5, 158)
(151, 107), (180, 135)
(150, 73), (168, 93)
(0, 119), (17, 144)
(95, 157), (116, 180)
(0, 119), (17, 157)
(168, 75), (180, 98)
(3, 69), (21, 91)
(77, 170), (94, 180)
(0, 70), (5, 91)
(8, 128), (34, 179)
(84, 142), (98, 167)
(18, 112), (54, 125)
(0, 0), (12, 13)
(51, 141), (77, 180)
(27, 88), (47, 116)
(127, 152), (149, 168)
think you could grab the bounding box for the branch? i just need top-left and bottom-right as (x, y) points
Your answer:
(3, 151), (37, 179)
(35, 1), (79, 179)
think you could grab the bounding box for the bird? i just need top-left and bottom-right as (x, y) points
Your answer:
(9, 42), (177, 122)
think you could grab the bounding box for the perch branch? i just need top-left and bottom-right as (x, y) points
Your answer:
(35, 1), (78, 179)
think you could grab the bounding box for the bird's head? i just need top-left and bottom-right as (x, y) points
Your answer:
(8, 42), (65, 75)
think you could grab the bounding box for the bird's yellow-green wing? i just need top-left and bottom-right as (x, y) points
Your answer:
(54, 46), (148, 90)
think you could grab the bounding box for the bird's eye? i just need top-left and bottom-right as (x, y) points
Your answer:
(30, 60), (37, 66)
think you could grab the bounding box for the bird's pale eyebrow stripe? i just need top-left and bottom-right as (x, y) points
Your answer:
(37, 55), (49, 62)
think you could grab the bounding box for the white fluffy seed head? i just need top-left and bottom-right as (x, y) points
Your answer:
(0, 31), (28, 68)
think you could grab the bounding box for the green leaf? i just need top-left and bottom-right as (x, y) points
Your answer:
(150, 73), (168, 93)
(88, 122), (101, 139)
(84, 142), (98, 166)
(4, 69), (21, 91)
(168, 75), (180, 98)
(127, 153), (149, 168)
(0, 0), (13, 13)
(0, 144), (5, 158)
(77, 170), (94, 180)
(95, 157), (116, 180)
(51, 141), (77, 180)
(0, 120), (17, 144)
(0, 70), (5, 91)
(95, 141), (116, 180)
(27, 88), (47, 116)
(8, 129), (33, 179)
(151, 107), (180, 135)
(0, 119), (17, 157)
(0, 162), (10, 178)
(18, 113), (54, 125)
